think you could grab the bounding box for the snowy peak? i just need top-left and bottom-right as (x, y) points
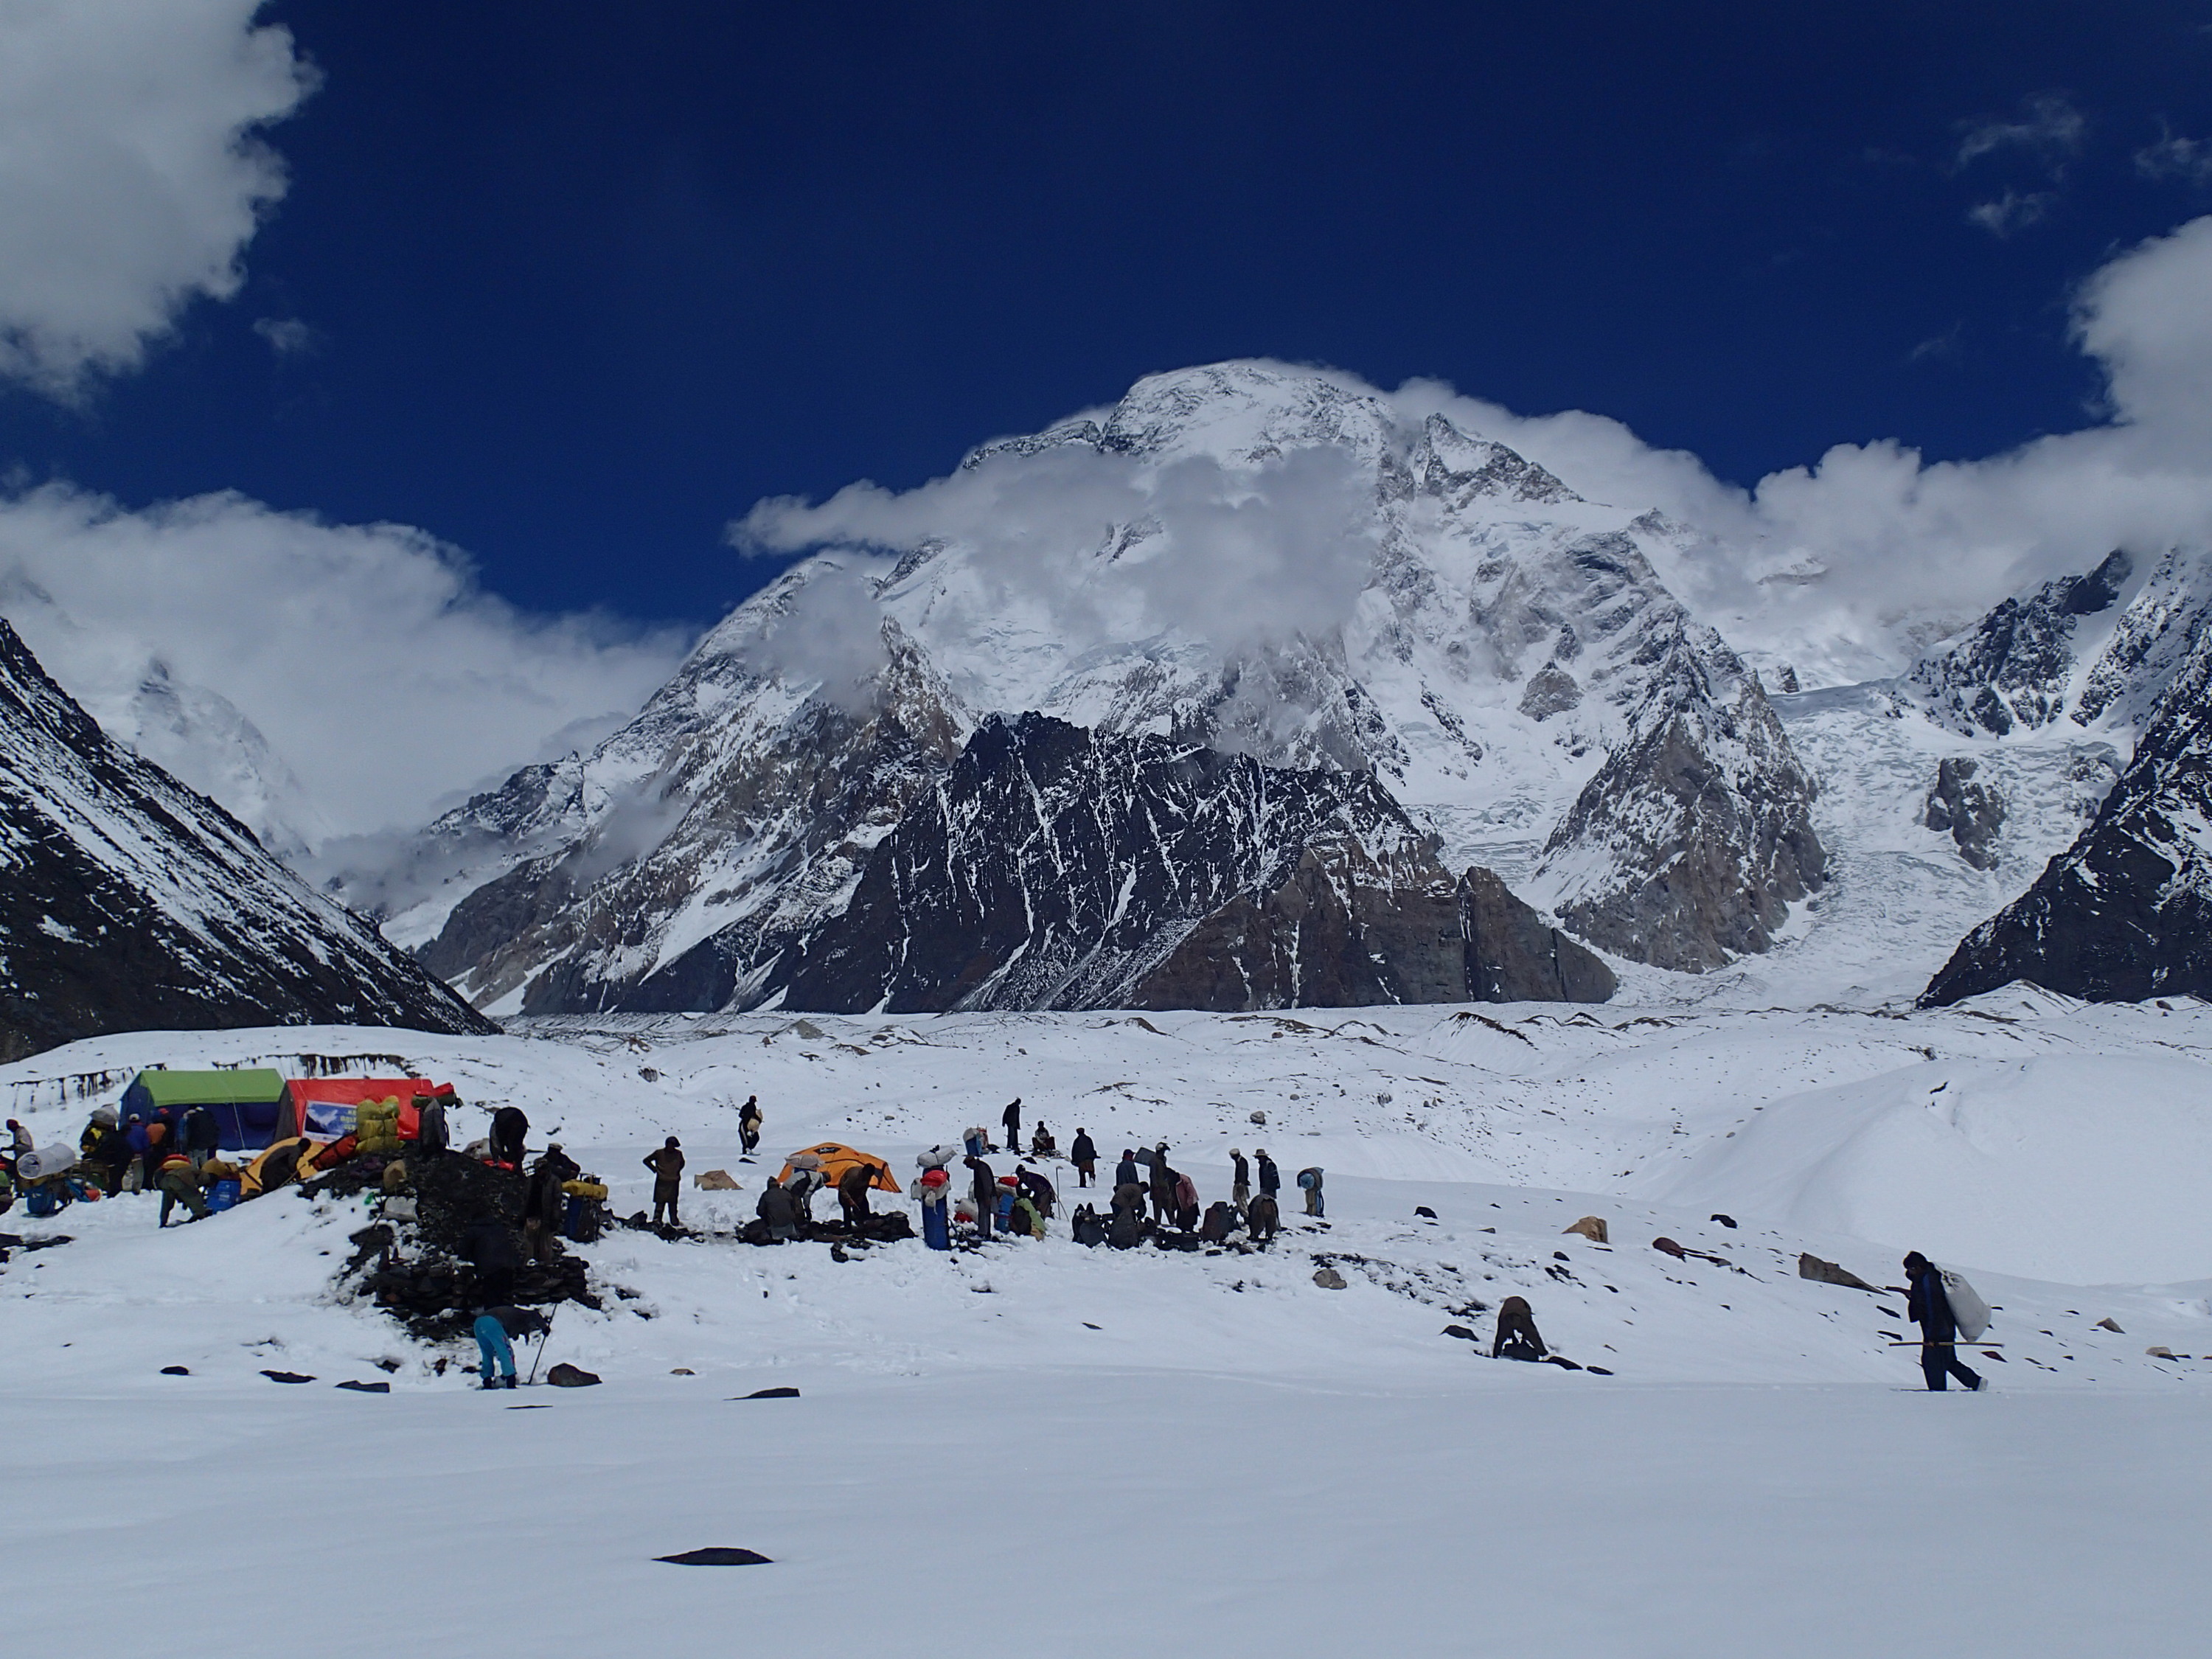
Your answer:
(1910, 549), (2134, 737)
(0, 619), (494, 1059)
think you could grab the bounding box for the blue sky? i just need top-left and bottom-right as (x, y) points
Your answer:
(4, 2), (2212, 838)
(6, 2), (2212, 626)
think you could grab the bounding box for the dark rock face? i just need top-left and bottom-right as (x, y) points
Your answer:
(1924, 624), (2212, 1006)
(776, 713), (1611, 1012)
(1540, 641), (1824, 973)
(1924, 758), (2007, 871)
(1912, 549), (2131, 737)
(1459, 869), (1617, 1003)
(0, 620), (495, 1060)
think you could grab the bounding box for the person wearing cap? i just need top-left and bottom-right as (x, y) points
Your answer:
(80, 1107), (127, 1192)
(6, 1119), (32, 1155)
(1903, 1251), (1985, 1392)
(916, 1164), (952, 1250)
(1229, 1148), (1251, 1212)
(738, 1096), (763, 1156)
(1149, 1141), (1175, 1226)
(1255, 1149), (1280, 1203)
(644, 1135), (686, 1228)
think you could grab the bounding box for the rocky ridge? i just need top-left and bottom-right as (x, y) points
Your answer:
(382, 362), (1823, 1013)
(0, 619), (495, 1060)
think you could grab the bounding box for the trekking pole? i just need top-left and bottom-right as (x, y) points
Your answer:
(526, 1302), (560, 1384)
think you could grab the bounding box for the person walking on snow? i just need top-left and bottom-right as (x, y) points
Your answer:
(1001, 1099), (1022, 1155)
(1229, 1149), (1251, 1211)
(473, 1304), (546, 1389)
(738, 1096), (763, 1157)
(644, 1135), (685, 1228)
(1904, 1251), (1985, 1392)
(1070, 1127), (1098, 1188)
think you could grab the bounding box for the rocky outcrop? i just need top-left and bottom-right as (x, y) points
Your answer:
(1924, 758), (2006, 871)
(1910, 550), (2132, 737)
(1924, 619), (2212, 1006)
(1458, 868), (1617, 1002)
(0, 619), (495, 1060)
(1532, 638), (1824, 973)
(775, 714), (1611, 1012)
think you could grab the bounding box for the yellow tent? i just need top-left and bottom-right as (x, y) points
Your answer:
(775, 1142), (902, 1194)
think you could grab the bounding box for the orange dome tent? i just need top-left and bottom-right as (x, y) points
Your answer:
(775, 1142), (902, 1194)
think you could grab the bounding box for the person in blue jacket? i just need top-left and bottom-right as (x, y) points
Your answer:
(1904, 1251), (1984, 1392)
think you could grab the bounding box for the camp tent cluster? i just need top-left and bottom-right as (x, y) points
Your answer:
(116, 1070), (458, 1153)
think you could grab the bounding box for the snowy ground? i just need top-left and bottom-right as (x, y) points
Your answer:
(5, 992), (2211, 1653)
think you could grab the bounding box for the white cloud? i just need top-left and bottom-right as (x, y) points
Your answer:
(1956, 93), (2084, 167)
(0, 484), (695, 837)
(251, 315), (316, 357)
(1966, 189), (2055, 237)
(2135, 126), (2212, 184)
(0, 0), (314, 397)
(1413, 216), (2212, 683)
(737, 442), (1379, 661)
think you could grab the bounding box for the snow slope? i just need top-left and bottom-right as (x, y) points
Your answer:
(4, 999), (2210, 1654)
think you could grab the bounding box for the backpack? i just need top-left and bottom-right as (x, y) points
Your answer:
(1071, 1203), (1106, 1247)
(1199, 1201), (1234, 1243)
(1297, 1169), (1318, 1191)
(1107, 1208), (1144, 1249)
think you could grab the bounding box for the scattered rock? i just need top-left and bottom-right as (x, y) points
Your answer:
(335, 1380), (390, 1393)
(741, 1386), (800, 1399)
(693, 1169), (741, 1191)
(2096, 1317), (2124, 1333)
(2145, 1345), (2177, 1359)
(1798, 1253), (1880, 1292)
(1708, 1214), (1737, 1228)
(1414, 1206), (1438, 1220)
(670, 1367), (695, 1375)
(159, 1365), (189, 1376)
(261, 1370), (315, 1384)
(1249, 1110), (1266, 1125)
(655, 1548), (771, 1566)
(1562, 1215), (1608, 1243)
(546, 1363), (602, 1387)
(1923, 757), (2007, 870)
(1312, 1267), (1348, 1290)
(1441, 1325), (1477, 1341)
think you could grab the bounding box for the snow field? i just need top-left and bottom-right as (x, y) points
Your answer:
(6, 995), (2211, 1654)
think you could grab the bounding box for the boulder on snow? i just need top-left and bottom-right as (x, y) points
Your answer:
(1312, 1267), (1349, 1290)
(2095, 1317), (2124, 1333)
(1562, 1215), (1609, 1243)
(1797, 1253), (1880, 1292)
(546, 1363), (602, 1387)
(694, 1169), (741, 1190)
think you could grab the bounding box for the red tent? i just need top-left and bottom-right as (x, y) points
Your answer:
(281, 1077), (456, 1142)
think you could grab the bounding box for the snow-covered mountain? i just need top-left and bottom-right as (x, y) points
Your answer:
(774, 712), (1614, 1012)
(0, 618), (495, 1060)
(1923, 564), (2212, 1005)
(395, 363), (1823, 1014)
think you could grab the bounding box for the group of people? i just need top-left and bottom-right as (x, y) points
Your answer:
(751, 1152), (881, 1242)
(50, 1104), (223, 1224)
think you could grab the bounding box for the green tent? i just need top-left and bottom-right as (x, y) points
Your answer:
(119, 1069), (290, 1151)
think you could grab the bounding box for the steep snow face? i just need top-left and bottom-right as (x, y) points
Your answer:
(774, 712), (1613, 1013)
(0, 578), (327, 858)
(406, 362), (1821, 1012)
(0, 620), (494, 1060)
(1925, 602), (2212, 1005)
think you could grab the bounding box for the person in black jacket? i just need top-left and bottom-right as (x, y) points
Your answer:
(463, 1217), (520, 1307)
(644, 1136), (685, 1228)
(963, 1154), (997, 1239)
(1255, 1150), (1280, 1201)
(490, 1106), (529, 1168)
(1229, 1148), (1251, 1211)
(1904, 1251), (1984, 1391)
(1114, 1148), (1140, 1188)
(522, 1145), (578, 1262)
(180, 1105), (220, 1171)
(738, 1096), (763, 1156)
(1070, 1128), (1098, 1188)
(757, 1180), (799, 1241)
(1492, 1295), (1545, 1361)
(1000, 1099), (1021, 1155)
